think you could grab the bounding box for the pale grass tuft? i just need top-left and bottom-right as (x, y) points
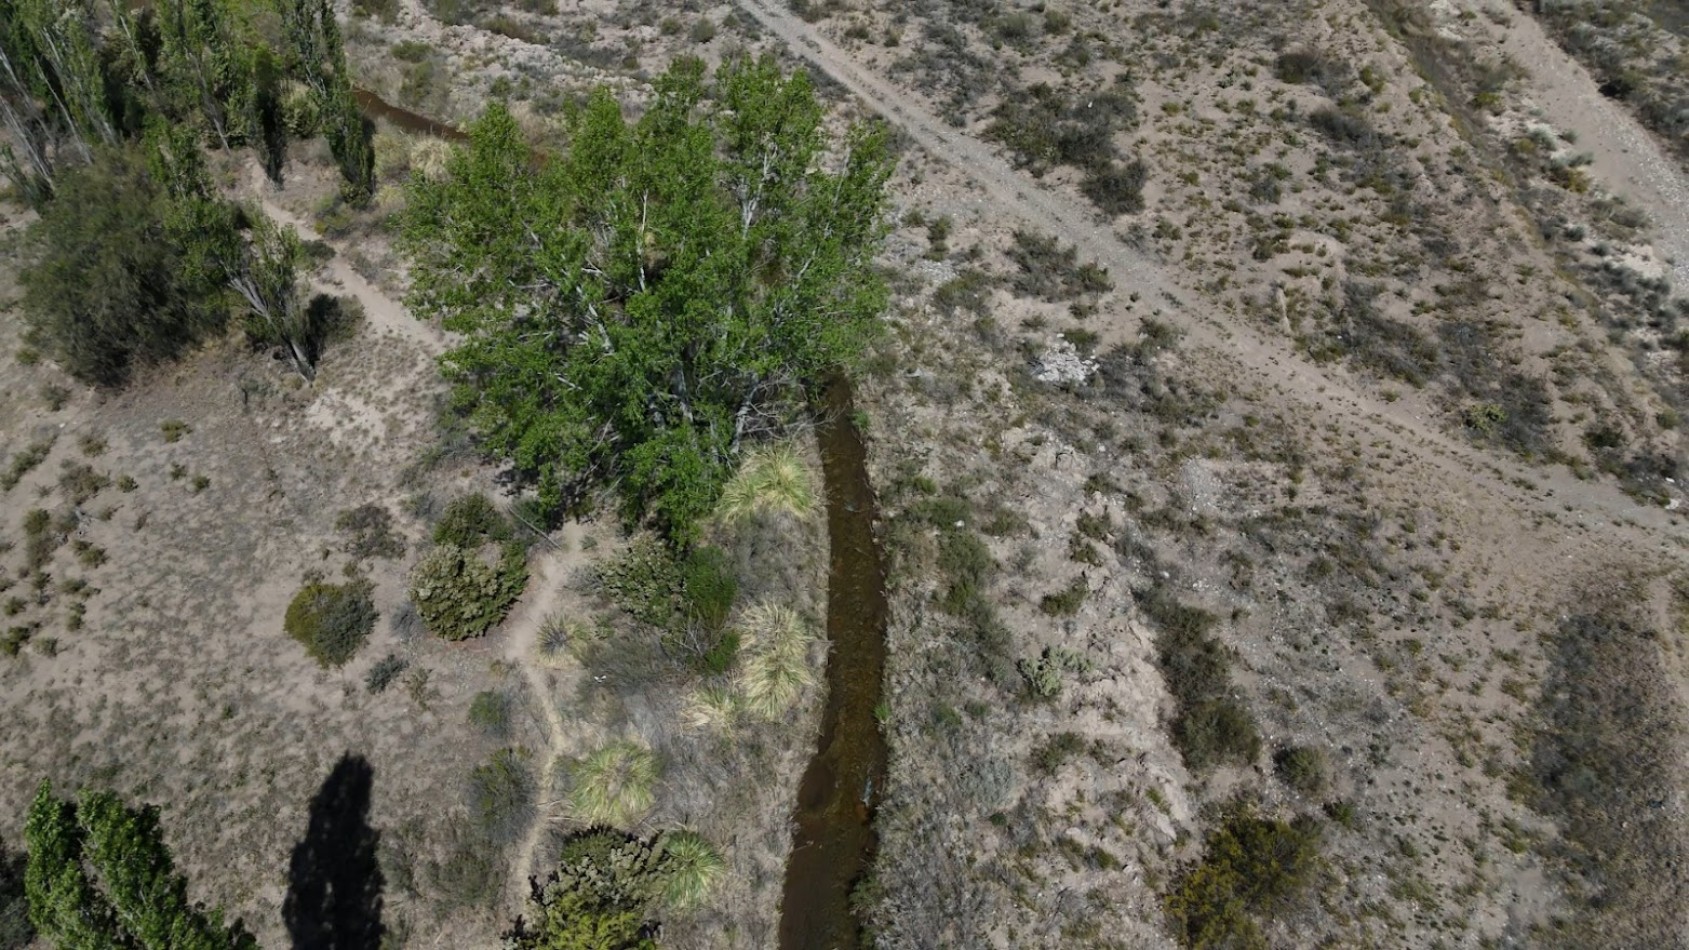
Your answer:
(567, 740), (658, 827)
(735, 601), (817, 719)
(715, 442), (817, 525)
(659, 830), (726, 910)
(681, 685), (741, 733)
(409, 137), (452, 182)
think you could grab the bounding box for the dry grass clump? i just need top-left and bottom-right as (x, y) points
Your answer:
(410, 137), (452, 181)
(681, 685), (741, 733)
(735, 601), (817, 719)
(568, 740), (659, 828)
(714, 442), (817, 524)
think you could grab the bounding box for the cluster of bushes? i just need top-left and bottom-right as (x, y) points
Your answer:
(1164, 805), (1325, 948)
(1139, 584), (1260, 772)
(284, 576), (378, 667)
(504, 828), (724, 948)
(595, 537), (739, 670)
(1017, 645), (1091, 699)
(985, 77), (1145, 215)
(1006, 231), (1112, 302)
(1535, 0), (1689, 165)
(409, 494), (529, 641)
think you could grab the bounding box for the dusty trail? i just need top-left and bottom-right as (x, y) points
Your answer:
(730, 0), (1683, 551)
(249, 163), (578, 906)
(1491, 4), (1689, 287)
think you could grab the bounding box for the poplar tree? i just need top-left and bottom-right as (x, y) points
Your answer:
(24, 783), (257, 950)
(155, 0), (255, 151)
(402, 57), (892, 540)
(279, 0), (371, 201)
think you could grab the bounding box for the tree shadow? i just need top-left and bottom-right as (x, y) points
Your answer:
(283, 754), (385, 950)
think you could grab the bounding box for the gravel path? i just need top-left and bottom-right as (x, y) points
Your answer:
(1492, 3), (1689, 286)
(730, 0), (1684, 547)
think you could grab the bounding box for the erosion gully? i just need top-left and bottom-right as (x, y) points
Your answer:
(345, 91), (895, 947)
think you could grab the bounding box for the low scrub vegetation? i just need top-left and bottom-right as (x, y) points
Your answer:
(408, 544), (527, 641)
(283, 577), (377, 668)
(568, 741), (659, 828)
(1164, 805), (1325, 948)
(1140, 585), (1260, 771)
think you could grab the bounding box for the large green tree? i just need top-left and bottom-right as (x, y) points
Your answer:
(401, 57), (892, 540)
(278, 0), (371, 201)
(18, 143), (229, 385)
(24, 783), (256, 950)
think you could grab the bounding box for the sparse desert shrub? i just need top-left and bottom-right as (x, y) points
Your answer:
(58, 463), (110, 505)
(433, 493), (513, 548)
(1165, 806), (1325, 948)
(1039, 577), (1088, 617)
(1274, 48), (1351, 96)
(1018, 646), (1091, 699)
(537, 613), (571, 663)
(714, 442), (817, 524)
(409, 544), (528, 641)
(468, 690), (513, 738)
(1141, 584), (1260, 771)
(1080, 160), (1147, 216)
(160, 420), (191, 443)
(1275, 746), (1329, 795)
(568, 741), (659, 827)
(284, 577), (378, 668)
(364, 654), (409, 693)
(1, 438), (54, 491)
(1007, 231), (1113, 301)
(985, 78), (1137, 176)
(337, 504), (405, 560)
(468, 748), (535, 846)
(931, 269), (994, 319)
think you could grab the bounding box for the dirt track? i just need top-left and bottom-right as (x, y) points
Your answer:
(729, 0), (1684, 554)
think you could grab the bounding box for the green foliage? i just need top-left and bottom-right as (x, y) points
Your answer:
(1006, 230), (1112, 301)
(18, 145), (228, 386)
(597, 537), (684, 629)
(24, 783), (256, 950)
(1038, 576), (1088, 617)
(985, 78), (1136, 176)
(1274, 746), (1329, 795)
(568, 741), (659, 827)
(468, 690), (513, 738)
(1, 437), (54, 491)
(1018, 645), (1091, 699)
(409, 543), (528, 641)
(364, 653), (408, 693)
(1139, 585), (1261, 772)
(0, 837), (30, 950)
(1165, 806), (1324, 949)
(284, 577), (377, 667)
(433, 493), (513, 548)
(468, 748), (535, 847)
(401, 57), (893, 542)
(279, 0), (373, 202)
(678, 545), (737, 636)
(506, 831), (662, 949)
(655, 832), (723, 911)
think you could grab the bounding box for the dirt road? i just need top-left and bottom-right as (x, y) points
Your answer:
(729, 0), (1683, 551)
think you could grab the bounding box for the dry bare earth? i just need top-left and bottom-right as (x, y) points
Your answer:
(700, 0), (1689, 946)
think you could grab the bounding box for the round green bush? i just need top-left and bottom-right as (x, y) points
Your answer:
(409, 543), (527, 641)
(284, 578), (377, 668)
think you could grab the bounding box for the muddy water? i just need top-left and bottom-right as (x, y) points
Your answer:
(778, 375), (891, 950)
(351, 89), (469, 142)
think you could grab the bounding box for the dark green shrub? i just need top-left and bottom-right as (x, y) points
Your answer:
(597, 537), (684, 629)
(0, 836), (30, 950)
(1080, 160), (1147, 215)
(1007, 231), (1113, 301)
(409, 544), (528, 641)
(432, 493), (512, 548)
(1165, 806), (1324, 948)
(468, 690), (512, 738)
(1039, 577), (1088, 617)
(679, 546), (737, 634)
(467, 748), (534, 846)
(1275, 746), (1329, 795)
(364, 654), (408, 693)
(284, 578), (378, 667)
(1140, 585), (1261, 771)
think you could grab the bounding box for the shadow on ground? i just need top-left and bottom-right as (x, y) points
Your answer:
(283, 753), (385, 950)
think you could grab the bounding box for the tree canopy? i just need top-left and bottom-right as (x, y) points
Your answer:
(24, 783), (256, 950)
(401, 56), (892, 542)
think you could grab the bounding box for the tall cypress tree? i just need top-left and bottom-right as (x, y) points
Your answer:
(24, 783), (257, 950)
(278, 0), (371, 202)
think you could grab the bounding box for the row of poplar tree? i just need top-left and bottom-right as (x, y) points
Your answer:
(0, 0), (377, 384)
